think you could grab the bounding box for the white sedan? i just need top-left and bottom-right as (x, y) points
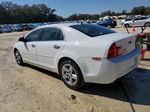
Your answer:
(123, 16), (150, 27)
(13, 24), (141, 89)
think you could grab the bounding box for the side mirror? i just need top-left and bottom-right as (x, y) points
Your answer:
(18, 35), (26, 42)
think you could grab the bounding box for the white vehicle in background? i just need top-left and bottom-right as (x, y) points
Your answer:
(13, 24), (141, 90)
(123, 16), (150, 27)
(120, 18), (133, 25)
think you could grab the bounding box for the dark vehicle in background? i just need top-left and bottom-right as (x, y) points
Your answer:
(32, 23), (43, 28)
(1, 26), (12, 33)
(97, 19), (117, 28)
(0, 26), (2, 33)
(20, 24), (35, 30)
(120, 18), (133, 25)
(26, 24), (35, 30)
(12, 25), (24, 32)
(0, 23), (39, 33)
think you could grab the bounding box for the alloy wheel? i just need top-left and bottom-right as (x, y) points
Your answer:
(15, 50), (22, 65)
(61, 64), (78, 86)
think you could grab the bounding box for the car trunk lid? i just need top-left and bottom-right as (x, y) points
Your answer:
(94, 33), (137, 56)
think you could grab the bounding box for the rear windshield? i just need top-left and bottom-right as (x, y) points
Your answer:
(70, 24), (116, 37)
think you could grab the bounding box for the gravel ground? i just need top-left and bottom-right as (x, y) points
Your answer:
(0, 25), (150, 112)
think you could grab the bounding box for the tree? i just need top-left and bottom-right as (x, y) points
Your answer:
(0, 2), (59, 24)
(67, 14), (100, 21)
(122, 10), (127, 15)
(0, 4), (12, 24)
(131, 6), (146, 15)
(67, 14), (79, 20)
(1, 2), (150, 24)
(145, 7), (150, 15)
(100, 11), (114, 17)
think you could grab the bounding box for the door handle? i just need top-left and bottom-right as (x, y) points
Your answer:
(53, 44), (60, 49)
(31, 44), (36, 47)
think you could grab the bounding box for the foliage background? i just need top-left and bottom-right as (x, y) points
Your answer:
(0, 2), (150, 24)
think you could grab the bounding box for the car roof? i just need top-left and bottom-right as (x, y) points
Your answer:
(37, 23), (80, 29)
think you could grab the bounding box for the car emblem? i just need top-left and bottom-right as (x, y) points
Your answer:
(128, 41), (132, 44)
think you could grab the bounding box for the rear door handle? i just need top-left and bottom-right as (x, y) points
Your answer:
(53, 44), (60, 49)
(31, 44), (36, 47)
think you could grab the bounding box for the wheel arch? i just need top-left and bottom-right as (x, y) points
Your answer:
(14, 48), (18, 53)
(58, 57), (80, 71)
(57, 56), (85, 88)
(57, 56), (84, 79)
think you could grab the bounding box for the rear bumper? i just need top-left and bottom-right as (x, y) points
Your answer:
(77, 48), (141, 84)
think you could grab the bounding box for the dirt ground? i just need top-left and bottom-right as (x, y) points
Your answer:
(0, 24), (150, 112)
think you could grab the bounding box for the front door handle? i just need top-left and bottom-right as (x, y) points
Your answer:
(31, 44), (36, 48)
(53, 44), (60, 49)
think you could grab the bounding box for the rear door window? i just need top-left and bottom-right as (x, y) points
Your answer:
(134, 18), (140, 21)
(55, 29), (64, 40)
(41, 28), (64, 41)
(140, 17), (148, 20)
(41, 28), (58, 41)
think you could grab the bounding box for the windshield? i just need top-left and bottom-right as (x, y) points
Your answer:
(70, 24), (116, 37)
(125, 19), (132, 21)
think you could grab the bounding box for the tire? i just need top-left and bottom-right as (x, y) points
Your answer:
(14, 50), (24, 65)
(144, 22), (150, 27)
(124, 24), (129, 28)
(147, 44), (150, 50)
(112, 25), (115, 28)
(59, 60), (85, 90)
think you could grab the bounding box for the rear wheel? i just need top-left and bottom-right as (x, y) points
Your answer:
(59, 60), (84, 90)
(14, 50), (24, 65)
(144, 22), (150, 27)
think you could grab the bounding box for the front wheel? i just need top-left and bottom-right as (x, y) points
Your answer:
(14, 50), (24, 65)
(144, 22), (150, 27)
(59, 60), (85, 90)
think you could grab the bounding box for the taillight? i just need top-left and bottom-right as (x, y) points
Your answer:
(107, 43), (117, 59)
(107, 43), (123, 59)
